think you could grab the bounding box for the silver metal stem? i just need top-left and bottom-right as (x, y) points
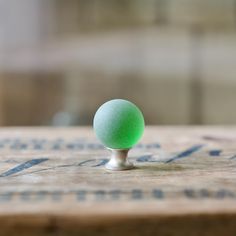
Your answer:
(105, 148), (134, 171)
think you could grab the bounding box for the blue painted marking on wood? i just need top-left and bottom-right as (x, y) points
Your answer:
(20, 191), (31, 201)
(202, 135), (233, 142)
(78, 159), (108, 167)
(35, 191), (48, 201)
(0, 189), (235, 202)
(229, 155), (236, 160)
(52, 144), (61, 150)
(184, 189), (195, 198)
(131, 189), (143, 200)
(74, 144), (84, 149)
(215, 189), (235, 199)
(152, 189), (164, 199)
(199, 189), (209, 198)
(7, 190), (61, 202)
(109, 190), (122, 200)
(33, 144), (44, 150)
(10, 144), (21, 150)
(20, 144), (28, 150)
(87, 143), (104, 150)
(51, 191), (62, 201)
(66, 143), (76, 150)
(136, 155), (152, 162)
(0, 192), (13, 202)
(209, 150), (222, 156)
(134, 143), (161, 149)
(0, 138), (163, 151)
(165, 145), (204, 163)
(93, 159), (109, 167)
(134, 143), (143, 148)
(76, 190), (87, 201)
(145, 143), (161, 149)
(2, 159), (19, 164)
(95, 190), (106, 201)
(0, 158), (49, 177)
(136, 155), (161, 163)
(0, 139), (10, 144)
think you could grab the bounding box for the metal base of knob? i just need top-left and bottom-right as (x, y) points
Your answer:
(105, 148), (134, 171)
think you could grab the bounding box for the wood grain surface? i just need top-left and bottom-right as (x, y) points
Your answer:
(0, 126), (236, 236)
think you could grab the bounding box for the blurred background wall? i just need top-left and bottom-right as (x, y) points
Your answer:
(0, 0), (236, 126)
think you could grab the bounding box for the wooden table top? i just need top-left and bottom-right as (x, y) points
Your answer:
(0, 126), (236, 235)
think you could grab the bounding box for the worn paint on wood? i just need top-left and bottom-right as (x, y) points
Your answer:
(0, 126), (236, 235)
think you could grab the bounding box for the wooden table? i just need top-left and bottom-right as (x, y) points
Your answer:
(0, 126), (236, 235)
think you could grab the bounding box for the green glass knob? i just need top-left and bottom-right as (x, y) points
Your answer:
(93, 99), (145, 170)
(93, 99), (145, 149)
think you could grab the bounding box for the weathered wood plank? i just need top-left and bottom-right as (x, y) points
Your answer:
(0, 126), (236, 235)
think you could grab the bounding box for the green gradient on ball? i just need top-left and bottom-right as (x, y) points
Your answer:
(93, 99), (145, 149)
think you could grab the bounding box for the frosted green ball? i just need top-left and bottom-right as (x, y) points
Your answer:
(93, 99), (145, 149)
